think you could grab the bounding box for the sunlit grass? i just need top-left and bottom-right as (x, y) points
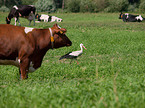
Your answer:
(0, 12), (145, 108)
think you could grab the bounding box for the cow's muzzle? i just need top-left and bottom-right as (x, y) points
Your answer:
(66, 41), (72, 46)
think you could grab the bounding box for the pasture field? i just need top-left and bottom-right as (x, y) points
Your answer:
(0, 12), (144, 108)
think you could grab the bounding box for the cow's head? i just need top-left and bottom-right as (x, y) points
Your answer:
(6, 17), (11, 24)
(119, 12), (123, 19)
(35, 14), (39, 19)
(35, 14), (41, 21)
(50, 24), (72, 48)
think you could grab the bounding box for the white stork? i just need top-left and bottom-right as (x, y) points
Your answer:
(59, 43), (87, 64)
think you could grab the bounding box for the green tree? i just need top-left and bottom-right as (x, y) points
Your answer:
(35, 0), (56, 12)
(104, 0), (129, 12)
(65, 0), (80, 12)
(0, 0), (22, 8)
(54, 0), (62, 8)
(139, 0), (145, 12)
(21, 0), (37, 5)
(0, 5), (9, 12)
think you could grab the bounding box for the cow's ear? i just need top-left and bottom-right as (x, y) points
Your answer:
(6, 17), (10, 21)
(53, 23), (58, 27)
(55, 28), (67, 34)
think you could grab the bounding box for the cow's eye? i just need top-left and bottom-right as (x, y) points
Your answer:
(57, 36), (60, 39)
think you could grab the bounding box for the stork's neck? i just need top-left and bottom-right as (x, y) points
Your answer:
(80, 46), (83, 52)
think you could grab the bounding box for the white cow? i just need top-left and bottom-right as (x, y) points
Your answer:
(35, 14), (63, 22)
(39, 14), (49, 22)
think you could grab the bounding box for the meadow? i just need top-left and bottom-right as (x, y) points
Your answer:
(0, 12), (144, 108)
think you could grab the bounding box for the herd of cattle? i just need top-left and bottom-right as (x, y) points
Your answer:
(0, 5), (145, 79)
(5, 5), (145, 26)
(5, 5), (63, 26)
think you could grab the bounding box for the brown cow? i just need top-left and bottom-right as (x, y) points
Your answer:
(0, 24), (72, 79)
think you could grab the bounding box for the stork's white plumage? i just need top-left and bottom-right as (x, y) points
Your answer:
(59, 43), (86, 64)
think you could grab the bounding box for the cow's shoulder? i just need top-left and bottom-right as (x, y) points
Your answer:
(24, 27), (34, 34)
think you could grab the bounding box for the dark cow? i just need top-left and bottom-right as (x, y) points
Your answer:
(0, 24), (72, 79)
(6, 5), (36, 26)
(119, 12), (144, 22)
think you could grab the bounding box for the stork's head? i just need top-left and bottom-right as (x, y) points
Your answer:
(80, 43), (87, 50)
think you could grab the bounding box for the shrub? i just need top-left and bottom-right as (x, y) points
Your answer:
(80, 0), (96, 13)
(92, 0), (109, 12)
(21, 0), (37, 5)
(65, 0), (108, 13)
(139, 1), (145, 12)
(0, 5), (9, 12)
(64, 0), (129, 13)
(65, 0), (80, 12)
(104, 0), (129, 12)
(35, 0), (56, 12)
(127, 4), (136, 12)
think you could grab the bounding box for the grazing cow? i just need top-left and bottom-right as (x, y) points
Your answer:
(35, 14), (50, 22)
(119, 12), (144, 22)
(35, 14), (63, 22)
(51, 16), (63, 22)
(0, 23), (72, 79)
(6, 5), (36, 26)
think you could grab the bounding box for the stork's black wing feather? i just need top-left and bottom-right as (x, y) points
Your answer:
(59, 52), (77, 60)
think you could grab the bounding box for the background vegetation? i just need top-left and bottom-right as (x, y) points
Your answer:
(0, 0), (145, 13)
(0, 12), (145, 108)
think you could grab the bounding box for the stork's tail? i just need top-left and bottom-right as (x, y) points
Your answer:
(59, 52), (71, 60)
(59, 55), (65, 60)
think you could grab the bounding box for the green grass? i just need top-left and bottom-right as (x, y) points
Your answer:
(0, 12), (145, 108)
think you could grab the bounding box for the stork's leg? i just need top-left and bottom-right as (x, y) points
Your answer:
(70, 59), (73, 64)
(76, 60), (79, 65)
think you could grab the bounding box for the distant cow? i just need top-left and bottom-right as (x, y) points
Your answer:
(119, 12), (144, 22)
(35, 14), (63, 22)
(0, 24), (72, 79)
(6, 5), (36, 26)
(51, 16), (63, 22)
(35, 14), (50, 22)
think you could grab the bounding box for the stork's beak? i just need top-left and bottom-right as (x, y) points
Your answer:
(83, 46), (87, 50)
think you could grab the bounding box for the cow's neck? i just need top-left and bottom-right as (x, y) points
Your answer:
(31, 29), (52, 50)
(29, 29), (52, 69)
(49, 28), (54, 49)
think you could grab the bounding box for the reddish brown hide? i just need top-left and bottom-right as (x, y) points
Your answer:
(0, 24), (72, 79)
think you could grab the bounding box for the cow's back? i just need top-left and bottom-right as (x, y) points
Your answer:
(18, 5), (36, 16)
(0, 24), (26, 60)
(0, 24), (25, 41)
